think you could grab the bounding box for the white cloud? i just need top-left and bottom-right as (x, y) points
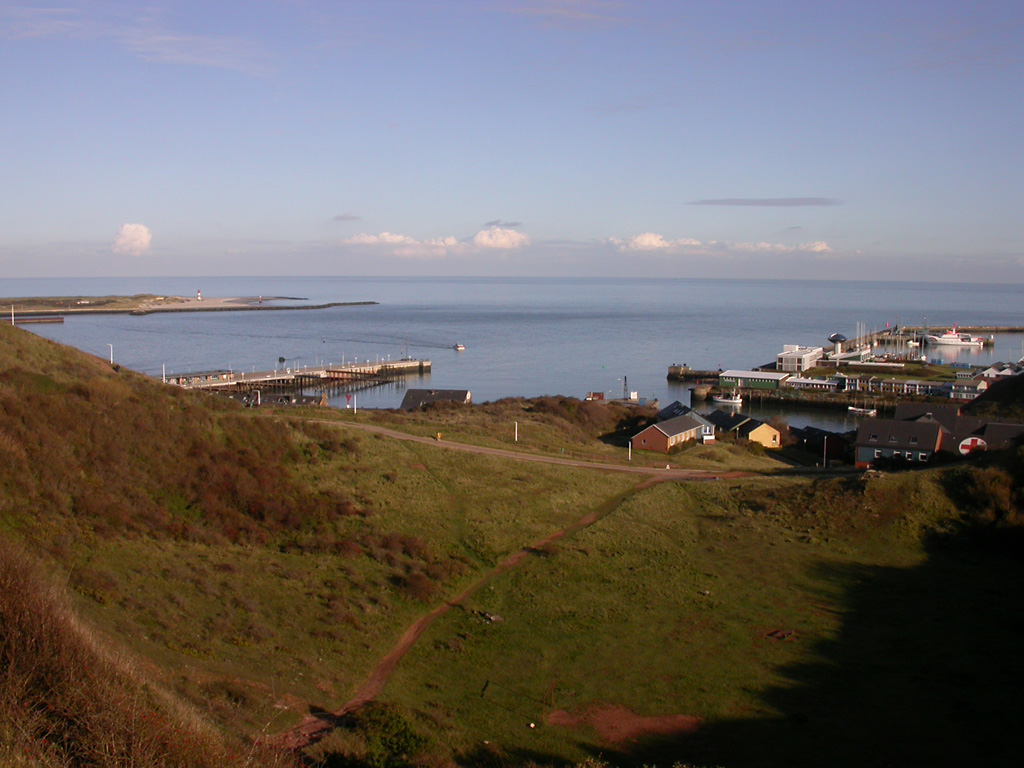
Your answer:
(800, 241), (833, 253)
(473, 227), (531, 249)
(112, 223), (152, 256)
(341, 228), (529, 257)
(340, 232), (469, 258)
(345, 232), (418, 246)
(614, 232), (833, 256)
(625, 232), (671, 250)
(615, 233), (703, 251)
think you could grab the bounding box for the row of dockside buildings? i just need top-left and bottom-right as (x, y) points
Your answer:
(722, 347), (1024, 468)
(718, 351), (1024, 402)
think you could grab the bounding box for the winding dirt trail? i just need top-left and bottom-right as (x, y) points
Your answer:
(264, 424), (750, 751)
(309, 419), (740, 480)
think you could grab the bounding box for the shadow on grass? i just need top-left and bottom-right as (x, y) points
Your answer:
(606, 530), (1024, 768)
(457, 743), (581, 768)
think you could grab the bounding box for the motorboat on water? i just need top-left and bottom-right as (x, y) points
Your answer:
(712, 392), (742, 406)
(848, 406), (877, 417)
(453, 343), (465, 351)
(924, 326), (985, 348)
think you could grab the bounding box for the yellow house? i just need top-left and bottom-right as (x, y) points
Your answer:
(738, 420), (781, 449)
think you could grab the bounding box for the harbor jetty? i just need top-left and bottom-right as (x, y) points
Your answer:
(171, 358), (430, 394)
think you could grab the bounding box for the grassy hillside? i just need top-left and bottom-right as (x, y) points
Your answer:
(964, 371), (1024, 420)
(3, 322), (1024, 768)
(0, 324), (637, 765)
(0, 542), (297, 768)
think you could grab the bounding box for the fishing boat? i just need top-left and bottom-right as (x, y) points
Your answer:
(712, 391), (742, 406)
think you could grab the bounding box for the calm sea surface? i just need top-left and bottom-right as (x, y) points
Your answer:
(4, 276), (1023, 432)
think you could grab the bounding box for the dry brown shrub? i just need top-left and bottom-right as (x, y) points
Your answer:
(336, 539), (362, 558)
(401, 572), (437, 602)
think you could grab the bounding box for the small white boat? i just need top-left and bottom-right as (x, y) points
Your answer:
(848, 406), (877, 417)
(453, 343), (465, 351)
(712, 392), (742, 406)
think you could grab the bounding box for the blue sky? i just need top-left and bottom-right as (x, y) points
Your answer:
(2, 0), (1023, 281)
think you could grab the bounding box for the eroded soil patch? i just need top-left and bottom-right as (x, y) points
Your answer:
(546, 703), (700, 745)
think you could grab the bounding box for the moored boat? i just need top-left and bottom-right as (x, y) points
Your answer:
(924, 326), (985, 347)
(712, 392), (742, 406)
(848, 405), (877, 417)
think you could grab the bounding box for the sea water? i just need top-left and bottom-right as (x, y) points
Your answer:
(4, 276), (1023, 432)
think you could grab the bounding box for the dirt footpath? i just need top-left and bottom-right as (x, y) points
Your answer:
(264, 424), (748, 751)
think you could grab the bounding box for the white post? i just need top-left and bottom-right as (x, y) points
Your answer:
(353, 394), (357, 415)
(162, 363), (166, 383)
(515, 421), (518, 442)
(628, 442), (632, 461)
(107, 344), (113, 365)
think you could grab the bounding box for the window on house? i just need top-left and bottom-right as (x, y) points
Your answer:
(909, 436), (919, 445)
(874, 449), (881, 458)
(889, 435), (898, 443)
(869, 434), (878, 441)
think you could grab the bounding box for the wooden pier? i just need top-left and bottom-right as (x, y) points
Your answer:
(170, 358), (430, 393)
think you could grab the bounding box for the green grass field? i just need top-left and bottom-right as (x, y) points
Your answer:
(371, 472), (990, 767)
